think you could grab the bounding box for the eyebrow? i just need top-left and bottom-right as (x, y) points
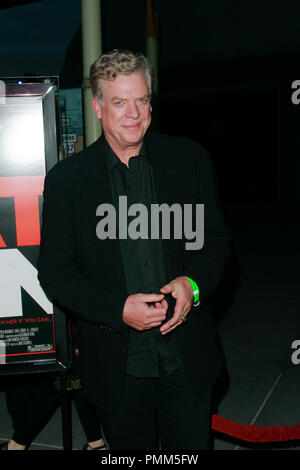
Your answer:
(110, 95), (150, 102)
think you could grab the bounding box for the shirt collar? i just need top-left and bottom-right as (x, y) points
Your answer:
(103, 135), (147, 173)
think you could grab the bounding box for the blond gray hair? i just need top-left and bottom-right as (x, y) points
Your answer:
(90, 49), (153, 101)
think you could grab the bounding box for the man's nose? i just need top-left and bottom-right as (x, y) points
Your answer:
(126, 101), (139, 119)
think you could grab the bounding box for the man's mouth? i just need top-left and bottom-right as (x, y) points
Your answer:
(123, 123), (141, 130)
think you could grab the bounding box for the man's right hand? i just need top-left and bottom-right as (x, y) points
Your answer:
(122, 293), (168, 331)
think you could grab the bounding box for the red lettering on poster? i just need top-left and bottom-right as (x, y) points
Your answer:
(0, 234), (6, 248)
(0, 176), (44, 246)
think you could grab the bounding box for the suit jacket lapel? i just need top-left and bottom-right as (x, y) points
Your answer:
(81, 136), (113, 208)
(145, 131), (177, 206)
(81, 136), (127, 291)
(145, 132), (183, 280)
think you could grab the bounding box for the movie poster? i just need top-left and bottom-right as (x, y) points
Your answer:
(59, 88), (84, 158)
(0, 82), (58, 365)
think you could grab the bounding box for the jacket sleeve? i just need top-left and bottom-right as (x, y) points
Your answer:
(184, 145), (231, 308)
(37, 164), (128, 333)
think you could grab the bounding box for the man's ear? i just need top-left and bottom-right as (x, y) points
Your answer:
(92, 97), (102, 119)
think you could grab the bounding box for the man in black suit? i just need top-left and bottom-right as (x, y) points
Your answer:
(37, 49), (230, 450)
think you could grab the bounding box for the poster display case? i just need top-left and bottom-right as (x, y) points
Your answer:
(0, 80), (71, 371)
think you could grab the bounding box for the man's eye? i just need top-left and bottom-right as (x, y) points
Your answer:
(114, 101), (123, 106)
(139, 98), (148, 103)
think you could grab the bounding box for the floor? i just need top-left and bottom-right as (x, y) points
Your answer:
(0, 202), (300, 452)
(214, 203), (300, 450)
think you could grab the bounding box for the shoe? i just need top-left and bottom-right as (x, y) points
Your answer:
(0, 442), (8, 450)
(82, 442), (107, 450)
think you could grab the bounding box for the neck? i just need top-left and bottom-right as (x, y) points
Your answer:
(105, 136), (143, 167)
(117, 145), (142, 166)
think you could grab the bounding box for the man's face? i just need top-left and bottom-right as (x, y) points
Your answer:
(92, 72), (152, 154)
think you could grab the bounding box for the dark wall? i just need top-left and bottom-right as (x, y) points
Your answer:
(157, 54), (300, 204)
(60, 1), (300, 205)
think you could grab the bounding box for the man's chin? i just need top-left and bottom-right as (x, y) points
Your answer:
(122, 132), (146, 147)
(122, 123), (150, 142)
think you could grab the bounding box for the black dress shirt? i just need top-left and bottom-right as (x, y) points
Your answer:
(104, 137), (182, 377)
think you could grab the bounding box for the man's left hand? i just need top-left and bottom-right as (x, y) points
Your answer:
(159, 276), (194, 335)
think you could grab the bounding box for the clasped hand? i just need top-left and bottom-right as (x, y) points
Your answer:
(122, 276), (194, 335)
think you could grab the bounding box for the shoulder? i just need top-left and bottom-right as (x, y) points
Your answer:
(45, 137), (102, 185)
(147, 131), (210, 166)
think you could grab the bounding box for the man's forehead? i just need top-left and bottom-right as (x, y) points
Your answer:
(102, 72), (149, 95)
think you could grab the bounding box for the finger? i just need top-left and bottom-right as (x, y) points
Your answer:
(160, 326), (174, 335)
(145, 309), (167, 325)
(159, 316), (176, 333)
(153, 299), (168, 310)
(142, 293), (165, 303)
(160, 284), (173, 294)
(160, 316), (186, 335)
(146, 305), (167, 315)
(160, 322), (178, 335)
(170, 298), (186, 325)
(145, 320), (165, 330)
(160, 305), (187, 332)
(147, 316), (166, 326)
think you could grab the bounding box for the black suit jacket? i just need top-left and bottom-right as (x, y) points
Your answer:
(37, 131), (231, 412)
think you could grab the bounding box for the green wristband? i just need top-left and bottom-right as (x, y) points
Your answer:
(186, 276), (200, 305)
